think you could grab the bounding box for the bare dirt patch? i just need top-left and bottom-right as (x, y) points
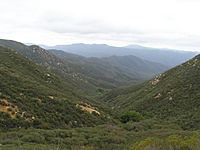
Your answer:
(0, 99), (19, 118)
(76, 102), (100, 115)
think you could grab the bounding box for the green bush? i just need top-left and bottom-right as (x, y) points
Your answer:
(120, 111), (143, 123)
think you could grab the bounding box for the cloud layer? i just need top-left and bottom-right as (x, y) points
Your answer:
(1, 0), (200, 51)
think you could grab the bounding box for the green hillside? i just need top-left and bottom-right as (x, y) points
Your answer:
(102, 54), (200, 130)
(0, 39), (167, 98)
(0, 46), (109, 129)
(0, 39), (100, 97)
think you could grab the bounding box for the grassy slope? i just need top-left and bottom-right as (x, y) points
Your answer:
(102, 54), (200, 130)
(0, 46), (109, 129)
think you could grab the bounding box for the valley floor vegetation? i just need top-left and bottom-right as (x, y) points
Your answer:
(1, 118), (200, 150)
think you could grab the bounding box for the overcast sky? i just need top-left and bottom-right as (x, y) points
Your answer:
(1, 0), (200, 51)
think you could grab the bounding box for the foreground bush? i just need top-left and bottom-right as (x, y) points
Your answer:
(132, 133), (200, 150)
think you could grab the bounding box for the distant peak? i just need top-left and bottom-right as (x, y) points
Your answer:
(125, 44), (147, 49)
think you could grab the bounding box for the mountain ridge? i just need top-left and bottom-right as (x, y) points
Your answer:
(41, 43), (198, 67)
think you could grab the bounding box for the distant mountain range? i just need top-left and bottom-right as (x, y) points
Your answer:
(41, 43), (198, 67)
(50, 50), (167, 87)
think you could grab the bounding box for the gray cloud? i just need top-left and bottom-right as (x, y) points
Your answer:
(1, 0), (200, 51)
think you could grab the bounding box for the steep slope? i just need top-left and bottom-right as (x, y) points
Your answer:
(102, 54), (200, 129)
(0, 46), (108, 129)
(42, 43), (197, 67)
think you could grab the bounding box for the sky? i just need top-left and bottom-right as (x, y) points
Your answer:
(1, 0), (200, 51)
